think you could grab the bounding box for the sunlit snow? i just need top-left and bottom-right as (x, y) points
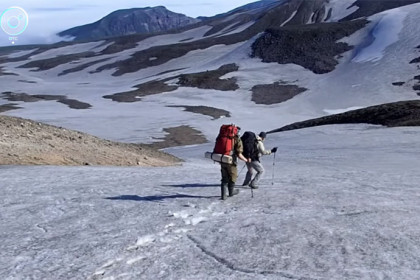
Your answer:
(352, 8), (408, 63)
(2, 125), (420, 279)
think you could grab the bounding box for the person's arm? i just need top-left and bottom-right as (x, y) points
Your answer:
(237, 152), (249, 162)
(258, 140), (272, 155)
(236, 137), (250, 162)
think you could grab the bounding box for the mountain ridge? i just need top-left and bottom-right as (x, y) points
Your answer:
(58, 6), (200, 41)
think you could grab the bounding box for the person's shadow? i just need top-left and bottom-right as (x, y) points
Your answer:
(106, 183), (220, 201)
(105, 193), (217, 202)
(161, 183), (219, 188)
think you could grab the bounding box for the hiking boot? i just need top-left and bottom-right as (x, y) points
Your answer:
(228, 183), (239, 197)
(221, 183), (228, 200)
(229, 189), (239, 196)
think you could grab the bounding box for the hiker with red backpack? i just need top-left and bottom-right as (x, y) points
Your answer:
(242, 131), (277, 189)
(210, 124), (249, 200)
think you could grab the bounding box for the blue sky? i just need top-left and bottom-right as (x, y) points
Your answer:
(0, 0), (257, 46)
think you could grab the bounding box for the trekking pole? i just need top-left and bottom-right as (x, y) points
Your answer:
(272, 152), (276, 185)
(239, 164), (246, 176)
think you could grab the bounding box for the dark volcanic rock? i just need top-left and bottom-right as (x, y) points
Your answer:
(251, 19), (368, 74)
(95, 41), (207, 76)
(251, 82), (307, 105)
(58, 6), (200, 41)
(103, 80), (178, 102)
(392, 82), (405, 86)
(177, 64), (239, 91)
(58, 58), (112, 76)
(413, 76), (420, 93)
(2, 92), (42, 102)
(57, 99), (92, 109)
(104, 64), (239, 102)
(145, 125), (207, 149)
(19, 52), (95, 71)
(410, 57), (420, 64)
(1, 92), (92, 110)
(268, 100), (420, 134)
(0, 103), (21, 113)
(167, 105), (230, 120)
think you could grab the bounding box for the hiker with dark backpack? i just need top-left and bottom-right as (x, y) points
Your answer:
(241, 131), (277, 189)
(212, 124), (249, 200)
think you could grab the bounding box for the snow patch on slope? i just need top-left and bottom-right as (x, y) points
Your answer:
(352, 8), (408, 63)
(29, 41), (106, 60)
(281, 11), (297, 27)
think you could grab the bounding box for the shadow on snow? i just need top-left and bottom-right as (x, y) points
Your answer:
(161, 183), (220, 188)
(105, 194), (217, 202)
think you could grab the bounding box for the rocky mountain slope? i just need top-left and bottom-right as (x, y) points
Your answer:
(58, 6), (200, 41)
(0, 115), (181, 166)
(251, 18), (369, 74)
(268, 99), (420, 134)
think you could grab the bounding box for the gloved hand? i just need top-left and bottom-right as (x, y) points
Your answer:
(271, 147), (278, 153)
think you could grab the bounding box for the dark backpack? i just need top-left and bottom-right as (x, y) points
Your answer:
(213, 124), (238, 155)
(241, 131), (258, 160)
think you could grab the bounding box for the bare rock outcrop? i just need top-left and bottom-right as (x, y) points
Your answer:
(0, 115), (181, 166)
(268, 100), (420, 134)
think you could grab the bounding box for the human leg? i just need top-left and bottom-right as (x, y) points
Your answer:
(250, 161), (265, 189)
(227, 164), (239, 197)
(242, 162), (253, 186)
(220, 164), (229, 200)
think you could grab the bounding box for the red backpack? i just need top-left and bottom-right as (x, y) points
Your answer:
(213, 124), (238, 155)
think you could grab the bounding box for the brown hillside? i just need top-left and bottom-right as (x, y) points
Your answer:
(0, 115), (182, 166)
